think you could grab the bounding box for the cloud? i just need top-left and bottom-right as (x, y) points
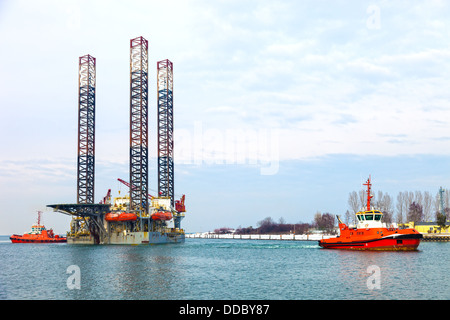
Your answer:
(2, 0), (450, 234)
(0, 158), (75, 184)
(2, 1), (450, 167)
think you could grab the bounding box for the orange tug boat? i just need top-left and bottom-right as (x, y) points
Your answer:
(10, 212), (67, 243)
(319, 177), (423, 251)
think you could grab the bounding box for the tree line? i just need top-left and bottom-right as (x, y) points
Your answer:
(214, 188), (449, 235)
(346, 188), (450, 225)
(216, 215), (334, 235)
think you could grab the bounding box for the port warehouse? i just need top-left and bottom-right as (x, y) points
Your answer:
(407, 221), (450, 234)
(409, 221), (450, 241)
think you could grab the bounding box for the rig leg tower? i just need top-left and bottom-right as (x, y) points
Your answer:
(129, 36), (149, 218)
(77, 54), (96, 204)
(157, 59), (180, 228)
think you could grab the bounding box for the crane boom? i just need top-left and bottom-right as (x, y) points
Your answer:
(118, 178), (154, 199)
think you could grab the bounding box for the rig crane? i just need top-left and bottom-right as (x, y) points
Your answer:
(99, 189), (111, 204)
(118, 178), (154, 199)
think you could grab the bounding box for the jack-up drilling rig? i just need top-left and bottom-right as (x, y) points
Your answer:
(48, 37), (186, 244)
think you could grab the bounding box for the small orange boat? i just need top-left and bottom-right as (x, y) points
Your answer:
(10, 211), (67, 243)
(319, 177), (423, 251)
(105, 212), (138, 222)
(151, 210), (172, 221)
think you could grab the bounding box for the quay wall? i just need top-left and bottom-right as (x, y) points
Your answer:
(187, 233), (450, 242)
(422, 234), (450, 241)
(186, 233), (332, 241)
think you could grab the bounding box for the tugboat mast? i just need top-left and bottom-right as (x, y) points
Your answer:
(37, 211), (42, 226)
(363, 176), (373, 211)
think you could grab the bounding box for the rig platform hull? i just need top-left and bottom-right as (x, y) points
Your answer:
(67, 231), (185, 245)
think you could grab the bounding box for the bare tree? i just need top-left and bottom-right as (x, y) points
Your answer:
(414, 191), (423, 209)
(374, 191), (392, 212)
(434, 190), (441, 215)
(314, 212), (336, 233)
(407, 202), (423, 223)
(406, 191), (415, 208)
(381, 193), (393, 224)
(314, 211), (322, 227)
(348, 191), (360, 214)
(373, 190), (383, 210)
(344, 210), (352, 225)
(422, 191), (433, 221)
(397, 191), (413, 224)
(401, 191), (415, 222)
(359, 190), (367, 210)
(396, 191), (404, 224)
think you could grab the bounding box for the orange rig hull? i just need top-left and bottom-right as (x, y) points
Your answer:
(10, 232), (67, 243)
(318, 224), (423, 251)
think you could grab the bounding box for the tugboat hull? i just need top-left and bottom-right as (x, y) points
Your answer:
(319, 233), (423, 251)
(10, 234), (67, 243)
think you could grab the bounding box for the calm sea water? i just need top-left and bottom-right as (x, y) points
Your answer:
(0, 235), (449, 300)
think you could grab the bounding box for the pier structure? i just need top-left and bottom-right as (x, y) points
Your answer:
(186, 233), (333, 241)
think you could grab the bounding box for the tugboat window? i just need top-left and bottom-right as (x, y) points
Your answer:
(375, 214), (381, 220)
(365, 215), (374, 221)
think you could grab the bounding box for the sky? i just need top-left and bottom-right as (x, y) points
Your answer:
(1, 0), (450, 234)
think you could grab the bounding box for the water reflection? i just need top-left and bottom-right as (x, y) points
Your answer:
(2, 238), (450, 300)
(63, 244), (185, 299)
(333, 249), (423, 299)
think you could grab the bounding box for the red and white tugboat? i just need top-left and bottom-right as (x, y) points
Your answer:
(319, 177), (422, 251)
(10, 211), (67, 243)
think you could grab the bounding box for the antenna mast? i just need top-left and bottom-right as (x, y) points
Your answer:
(37, 211), (42, 226)
(363, 176), (373, 211)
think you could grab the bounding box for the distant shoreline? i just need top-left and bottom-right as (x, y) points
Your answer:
(186, 232), (333, 241)
(187, 232), (450, 242)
